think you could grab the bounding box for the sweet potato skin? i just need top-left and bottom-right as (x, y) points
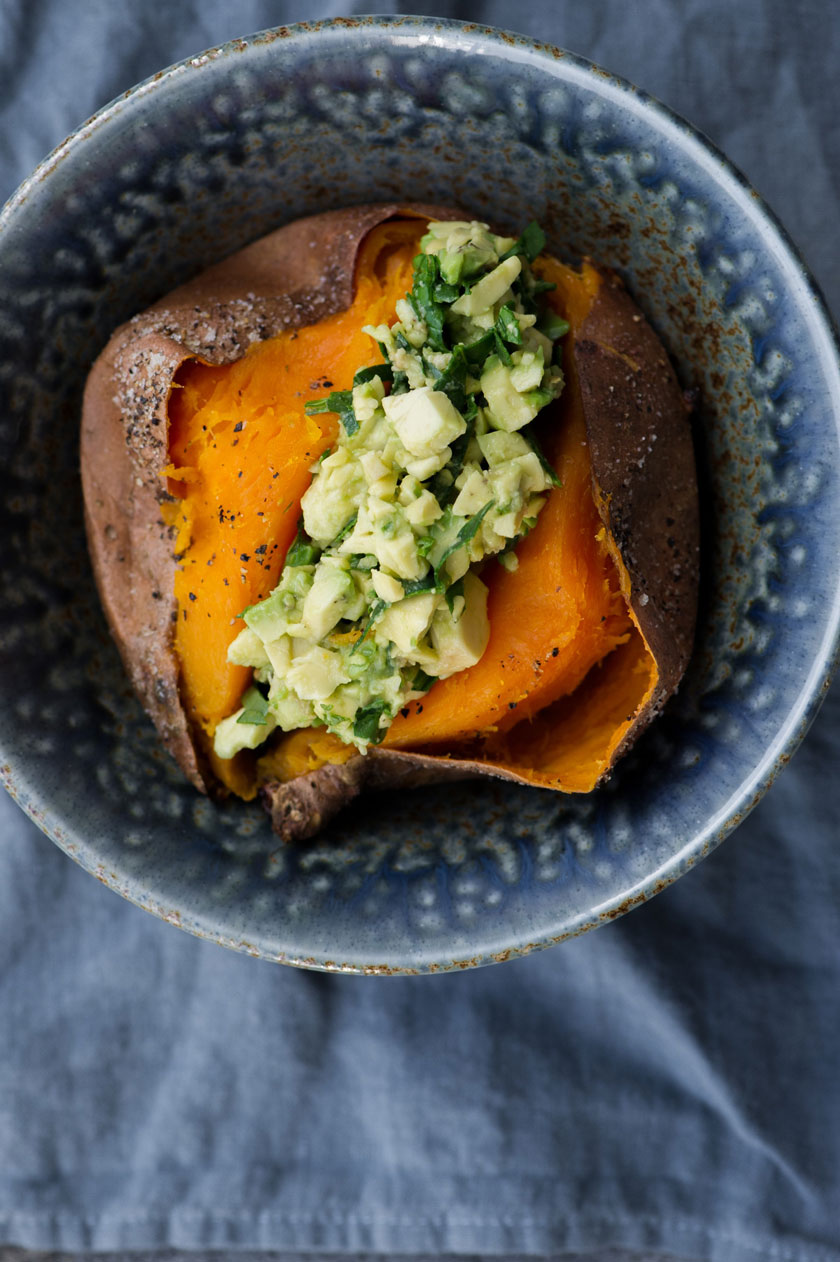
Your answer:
(82, 205), (699, 840)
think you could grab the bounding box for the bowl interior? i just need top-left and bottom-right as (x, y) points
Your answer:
(2, 18), (839, 971)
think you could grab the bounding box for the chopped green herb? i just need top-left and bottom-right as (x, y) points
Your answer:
(463, 329), (495, 367)
(412, 667), (437, 693)
(331, 512), (358, 547)
(538, 311), (570, 341)
(285, 522), (321, 567)
(353, 699), (390, 744)
(496, 304), (523, 346)
(409, 253), (447, 351)
(353, 363), (394, 387)
(444, 576), (465, 615)
(358, 598), (387, 645)
(500, 220), (546, 264)
(494, 330), (513, 366)
(236, 691), (269, 726)
(401, 573), (438, 597)
(435, 499), (496, 582)
(304, 390), (359, 436)
(433, 280), (460, 304)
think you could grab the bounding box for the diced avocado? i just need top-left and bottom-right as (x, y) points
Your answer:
(213, 687), (278, 760)
(370, 471), (399, 501)
(370, 569), (404, 603)
(360, 450), (389, 483)
(404, 450), (450, 482)
(286, 646), (351, 701)
(300, 564), (356, 640)
(268, 682), (316, 731)
(351, 375), (385, 423)
(394, 297), (428, 348)
(376, 591), (440, 656)
(404, 489), (442, 527)
(480, 355), (544, 432)
(431, 573), (490, 677)
(477, 430), (531, 466)
(450, 256), (522, 317)
(383, 387), (466, 458)
(227, 626), (271, 669)
(509, 347), (545, 393)
(452, 468), (492, 517)
(264, 635), (292, 676)
(301, 449), (365, 545)
(374, 523), (427, 580)
(244, 580), (310, 644)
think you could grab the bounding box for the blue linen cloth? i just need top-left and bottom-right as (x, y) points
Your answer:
(1, 1), (840, 1258)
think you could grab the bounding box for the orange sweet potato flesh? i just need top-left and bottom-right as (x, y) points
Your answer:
(81, 204), (699, 840)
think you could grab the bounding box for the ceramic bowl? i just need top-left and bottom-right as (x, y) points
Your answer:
(2, 17), (839, 973)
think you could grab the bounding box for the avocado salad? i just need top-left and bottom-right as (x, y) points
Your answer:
(213, 219), (569, 759)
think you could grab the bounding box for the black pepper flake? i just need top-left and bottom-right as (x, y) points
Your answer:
(255, 544), (267, 555)
(223, 578), (229, 586)
(552, 646), (559, 657)
(233, 421), (245, 433)
(188, 592), (197, 602)
(239, 553), (250, 562)
(151, 590), (162, 600)
(238, 471), (243, 478)
(508, 701), (517, 710)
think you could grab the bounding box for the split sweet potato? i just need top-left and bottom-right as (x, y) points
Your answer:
(81, 203), (699, 841)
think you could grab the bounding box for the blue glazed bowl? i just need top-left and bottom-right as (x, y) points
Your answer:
(2, 18), (839, 973)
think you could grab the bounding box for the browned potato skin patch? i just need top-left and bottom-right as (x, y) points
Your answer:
(81, 206), (699, 841)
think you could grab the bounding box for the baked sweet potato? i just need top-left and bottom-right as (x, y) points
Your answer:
(81, 203), (699, 841)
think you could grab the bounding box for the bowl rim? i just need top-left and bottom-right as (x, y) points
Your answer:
(3, 14), (840, 974)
